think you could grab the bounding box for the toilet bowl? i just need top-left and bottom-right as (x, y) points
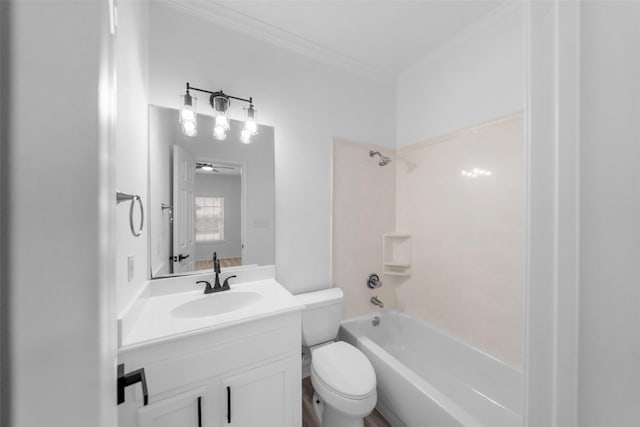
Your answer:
(295, 288), (378, 427)
(311, 341), (377, 427)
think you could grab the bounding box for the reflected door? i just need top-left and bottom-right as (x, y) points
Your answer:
(172, 145), (195, 273)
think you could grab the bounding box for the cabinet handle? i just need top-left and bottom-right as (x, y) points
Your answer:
(227, 386), (231, 423)
(197, 396), (202, 427)
(117, 363), (148, 406)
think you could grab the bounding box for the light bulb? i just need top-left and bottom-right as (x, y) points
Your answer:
(182, 120), (197, 137)
(181, 108), (195, 122)
(215, 114), (230, 131)
(179, 92), (197, 136)
(240, 128), (252, 144)
(214, 124), (227, 140)
(244, 120), (257, 135)
(201, 164), (214, 172)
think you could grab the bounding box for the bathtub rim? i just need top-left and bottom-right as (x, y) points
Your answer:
(341, 309), (523, 374)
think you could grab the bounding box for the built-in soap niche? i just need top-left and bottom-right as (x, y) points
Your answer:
(382, 233), (411, 276)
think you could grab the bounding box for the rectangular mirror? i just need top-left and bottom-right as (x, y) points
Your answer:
(148, 105), (275, 278)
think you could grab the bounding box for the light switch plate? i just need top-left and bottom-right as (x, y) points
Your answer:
(253, 218), (269, 228)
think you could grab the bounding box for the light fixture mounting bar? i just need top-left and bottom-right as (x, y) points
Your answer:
(185, 82), (253, 104)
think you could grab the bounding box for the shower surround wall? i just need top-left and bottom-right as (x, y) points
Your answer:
(332, 139), (397, 319)
(389, 2), (525, 366)
(332, 115), (523, 365)
(395, 113), (524, 366)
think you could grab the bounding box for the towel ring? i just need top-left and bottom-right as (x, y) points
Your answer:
(116, 190), (144, 237)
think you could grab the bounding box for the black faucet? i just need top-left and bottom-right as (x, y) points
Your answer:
(197, 252), (235, 294)
(213, 252), (221, 288)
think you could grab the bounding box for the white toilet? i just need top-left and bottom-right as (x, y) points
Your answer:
(295, 288), (377, 427)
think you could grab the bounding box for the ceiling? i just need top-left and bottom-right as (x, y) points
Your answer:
(169, 1), (506, 81)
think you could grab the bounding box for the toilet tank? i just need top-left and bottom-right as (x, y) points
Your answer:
(294, 288), (343, 347)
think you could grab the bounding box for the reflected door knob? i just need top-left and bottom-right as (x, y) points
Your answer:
(173, 254), (190, 262)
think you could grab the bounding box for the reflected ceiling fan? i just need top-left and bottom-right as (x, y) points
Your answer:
(195, 162), (237, 173)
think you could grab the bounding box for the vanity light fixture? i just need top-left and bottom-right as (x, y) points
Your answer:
(180, 82), (258, 143)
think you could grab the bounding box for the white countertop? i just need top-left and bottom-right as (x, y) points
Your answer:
(119, 274), (304, 351)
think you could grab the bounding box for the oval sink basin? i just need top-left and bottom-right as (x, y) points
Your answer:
(172, 292), (263, 318)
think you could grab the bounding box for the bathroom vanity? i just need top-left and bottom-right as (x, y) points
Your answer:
(117, 267), (303, 427)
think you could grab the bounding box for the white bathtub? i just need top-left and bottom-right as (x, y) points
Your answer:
(340, 311), (523, 427)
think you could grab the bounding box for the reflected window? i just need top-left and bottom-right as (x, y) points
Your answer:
(195, 197), (224, 241)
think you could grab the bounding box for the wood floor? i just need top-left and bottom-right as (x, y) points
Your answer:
(302, 377), (391, 427)
(195, 257), (242, 270)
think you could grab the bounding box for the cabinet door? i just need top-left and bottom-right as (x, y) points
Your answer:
(137, 387), (207, 427)
(220, 357), (300, 427)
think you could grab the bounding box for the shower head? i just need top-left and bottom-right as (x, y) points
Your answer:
(378, 156), (392, 166)
(369, 150), (392, 166)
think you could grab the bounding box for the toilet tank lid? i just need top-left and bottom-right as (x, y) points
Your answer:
(293, 287), (343, 308)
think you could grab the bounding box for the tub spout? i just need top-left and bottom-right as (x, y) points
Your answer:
(371, 296), (384, 308)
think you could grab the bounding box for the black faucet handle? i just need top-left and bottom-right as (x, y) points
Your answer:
(197, 280), (215, 294)
(222, 275), (237, 290)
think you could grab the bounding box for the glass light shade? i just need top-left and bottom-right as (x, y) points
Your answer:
(201, 164), (214, 171)
(240, 128), (252, 144)
(211, 95), (231, 132)
(215, 114), (230, 131)
(244, 105), (258, 135)
(179, 93), (197, 137)
(181, 108), (195, 122)
(212, 95), (230, 113)
(213, 124), (227, 141)
(182, 120), (197, 137)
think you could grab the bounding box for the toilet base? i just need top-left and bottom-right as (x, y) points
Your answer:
(313, 392), (365, 427)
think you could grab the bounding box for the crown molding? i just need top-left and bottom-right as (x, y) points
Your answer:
(165, 0), (394, 85)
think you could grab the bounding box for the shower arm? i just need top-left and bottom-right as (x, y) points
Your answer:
(369, 150), (392, 166)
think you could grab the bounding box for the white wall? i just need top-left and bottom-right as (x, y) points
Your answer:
(148, 3), (395, 294)
(115, 0), (149, 314)
(396, 4), (524, 147)
(8, 1), (116, 426)
(578, 2), (640, 425)
(195, 173), (242, 261)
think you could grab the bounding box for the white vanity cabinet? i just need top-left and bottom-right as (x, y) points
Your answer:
(137, 386), (208, 427)
(118, 310), (302, 427)
(220, 356), (299, 426)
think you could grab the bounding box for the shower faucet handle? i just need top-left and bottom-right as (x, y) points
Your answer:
(367, 273), (382, 289)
